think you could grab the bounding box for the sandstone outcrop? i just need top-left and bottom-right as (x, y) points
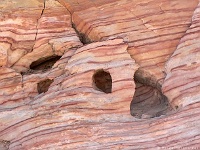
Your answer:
(162, 3), (200, 109)
(59, 0), (199, 87)
(0, 0), (200, 150)
(0, 0), (82, 73)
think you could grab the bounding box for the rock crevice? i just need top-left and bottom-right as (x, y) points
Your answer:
(33, 0), (46, 45)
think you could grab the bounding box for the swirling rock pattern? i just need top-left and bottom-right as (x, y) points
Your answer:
(0, 0), (200, 150)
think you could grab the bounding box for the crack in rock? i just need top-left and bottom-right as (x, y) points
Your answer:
(56, 0), (90, 45)
(33, 0), (46, 50)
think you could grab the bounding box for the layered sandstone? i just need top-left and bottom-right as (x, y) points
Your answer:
(0, 0), (82, 73)
(0, 38), (140, 150)
(59, 0), (199, 87)
(0, 0), (200, 150)
(162, 3), (200, 109)
(0, 0), (44, 67)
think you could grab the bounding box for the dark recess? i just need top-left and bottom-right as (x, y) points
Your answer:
(37, 79), (54, 94)
(93, 69), (112, 94)
(30, 55), (61, 71)
(130, 81), (172, 119)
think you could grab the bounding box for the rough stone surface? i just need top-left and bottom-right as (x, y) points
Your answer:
(59, 0), (199, 86)
(0, 0), (82, 73)
(162, 3), (200, 109)
(0, 38), (140, 150)
(0, 0), (200, 150)
(131, 81), (172, 119)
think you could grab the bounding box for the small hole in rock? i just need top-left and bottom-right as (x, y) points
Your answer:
(130, 81), (172, 119)
(37, 79), (54, 94)
(30, 55), (61, 71)
(93, 69), (112, 93)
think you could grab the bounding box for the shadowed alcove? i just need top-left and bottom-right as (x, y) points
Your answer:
(92, 69), (112, 94)
(37, 79), (54, 94)
(130, 69), (172, 119)
(30, 55), (61, 71)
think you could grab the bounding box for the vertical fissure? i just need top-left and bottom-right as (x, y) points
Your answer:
(33, 0), (46, 48)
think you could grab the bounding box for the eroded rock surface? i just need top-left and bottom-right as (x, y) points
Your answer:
(162, 3), (200, 109)
(0, 0), (200, 150)
(130, 81), (172, 119)
(0, 0), (82, 73)
(59, 0), (198, 86)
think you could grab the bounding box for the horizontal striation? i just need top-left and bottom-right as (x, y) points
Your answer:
(1, 37), (200, 149)
(0, 39), (140, 150)
(5, 103), (200, 150)
(0, 0), (199, 150)
(11, 0), (82, 73)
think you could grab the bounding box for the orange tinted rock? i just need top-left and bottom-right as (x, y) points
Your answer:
(0, 0), (43, 67)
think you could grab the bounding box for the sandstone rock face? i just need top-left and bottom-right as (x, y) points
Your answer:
(59, 0), (199, 87)
(0, 0), (82, 73)
(0, 0), (200, 150)
(0, 38), (139, 149)
(0, 0), (43, 67)
(162, 3), (200, 109)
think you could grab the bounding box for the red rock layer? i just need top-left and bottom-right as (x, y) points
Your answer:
(162, 3), (200, 109)
(0, 0), (44, 67)
(59, 0), (199, 86)
(0, 38), (199, 149)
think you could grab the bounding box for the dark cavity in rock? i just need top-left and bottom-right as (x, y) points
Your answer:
(93, 69), (112, 94)
(130, 81), (172, 119)
(37, 79), (54, 94)
(72, 23), (91, 44)
(30, 55), (61, 71)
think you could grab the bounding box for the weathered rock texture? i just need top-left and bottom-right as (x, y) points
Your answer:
(131, 82), (171, 119)
(0, 38), (139, 150)
(0, 0), (82, 73)
(59, 0), (199, 87)
(162, 3), (200, 109)
(0, 0), (200, 150)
